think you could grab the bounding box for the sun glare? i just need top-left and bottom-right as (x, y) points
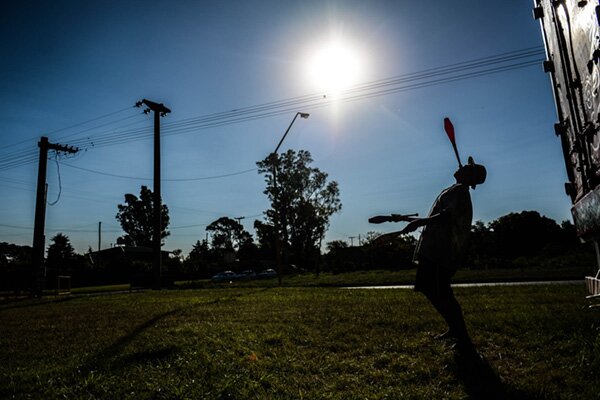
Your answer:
(307, 40), (363, 95)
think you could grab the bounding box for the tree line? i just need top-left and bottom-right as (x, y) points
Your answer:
(324, 211), (593, 273)
(0, 149), (342, 289)
(0, 209), (591, 289)
(0, 148), (593, 289)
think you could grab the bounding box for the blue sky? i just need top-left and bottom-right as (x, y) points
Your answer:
(0, 1), (568, 254)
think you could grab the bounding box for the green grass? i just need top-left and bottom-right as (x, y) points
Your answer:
(179, 265), (593, 290)
(69, 284), (133, 294)
(1, 284), (599, 399)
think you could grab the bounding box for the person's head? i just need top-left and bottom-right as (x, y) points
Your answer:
(454, 156), (486, 189)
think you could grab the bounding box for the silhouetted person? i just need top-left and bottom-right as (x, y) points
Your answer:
(370, 156), (486, 354)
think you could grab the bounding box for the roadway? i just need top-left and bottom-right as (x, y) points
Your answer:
(344, 280), (584, 290)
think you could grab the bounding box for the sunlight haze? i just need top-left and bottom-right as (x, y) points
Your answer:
(0, 1), (567, 255)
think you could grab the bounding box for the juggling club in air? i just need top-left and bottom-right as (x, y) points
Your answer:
(444, 117), (463, 168)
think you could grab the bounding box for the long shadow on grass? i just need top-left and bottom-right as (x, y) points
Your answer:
(0, 307), (185, 398)
(80, 288), (272, 373)
(2, 288), (273, 398)
(79, 307), (183, 374)
(450, 351), (536, 400)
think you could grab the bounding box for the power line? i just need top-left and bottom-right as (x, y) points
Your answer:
(0, 47), (545, 172)
(170, 213), (263, 230)
(69, 49), (545, 150)
(0, 223), (33, 230)
(53, 112), (145, 143)
(0, 110), (144, 171)
(47, 157), (62, 206)
(59, 162), (258, 181)
(4, 49), (544, 157)
(66, 117), (150, 148)
(0, 106), (134, 153)
(0, 224), (123, 233)
(46, 106), (134, 136)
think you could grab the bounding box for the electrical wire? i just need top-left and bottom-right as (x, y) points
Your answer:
(53, 112), (145, 143)
(59, 162), (258, 181)
(0, 106), (135, 154)
(0, 47), (545, 171)
(45, 106), (135, 136)
(0, 109), (144, 170)
(47, 156), (62, 206)
(0, 223), (33, 230)
(69, 52), (545, 150)
(66, 117), (151, 149)
(169, 213), (263, 230)
(5, 49), (544, 155)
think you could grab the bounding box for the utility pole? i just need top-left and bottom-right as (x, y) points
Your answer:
(137, 99), (171, 290)
(349, 236), (356, 247)
(32, 137), (78, 297)
(234, 216), (245, 225)
(98, 221), (102, 268)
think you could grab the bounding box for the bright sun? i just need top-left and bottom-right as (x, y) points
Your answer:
(306, 40), (363, 95)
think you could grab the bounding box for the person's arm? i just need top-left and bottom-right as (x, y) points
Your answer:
(374, 211), (446, 244)
(398, 210), (447, 234)
(373, 231), (403, 244)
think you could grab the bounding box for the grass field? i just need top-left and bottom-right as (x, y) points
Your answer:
(1, 283), (599, 399)
(179, 265), (594, 290)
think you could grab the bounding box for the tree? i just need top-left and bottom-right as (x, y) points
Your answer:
(115, 185), (170, 247)
(206, 217), (253, 252)
(489, 211), (562, 259)
(206, 217), (256, 266)
(464, 213), (593, 268)
(467, 220), (494, 268)
(361, 231), (383, 247)
(0, 242), (32, 269)
(188, 239), (211, 262)
(326, 240), (349, 253)
(257, 149), (342, 269)
(47, 233), (75, 271)
(183, 239), (214, 277)
(254, 220), (275, 256)
(164, 249), (183, 275)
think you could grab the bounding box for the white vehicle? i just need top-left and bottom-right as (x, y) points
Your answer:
(535, 0), (600, 300)
(257, 269), (277, 279)
(211, 271), (238, 282)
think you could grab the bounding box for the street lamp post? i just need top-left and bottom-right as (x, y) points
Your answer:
(272, 112), (309, 286)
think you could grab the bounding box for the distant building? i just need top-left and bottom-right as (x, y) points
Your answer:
(90, 245), (172, 265)
(89, 246), (174, 287)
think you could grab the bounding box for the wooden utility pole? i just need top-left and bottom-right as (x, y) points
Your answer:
(98, 221), (102, 268)
(32, 137), (78, 297)
(137, 99), (170, 290)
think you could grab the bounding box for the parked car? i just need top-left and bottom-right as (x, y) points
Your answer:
(237, 270), (257, 280)
(257, 268), (277, 279)
(211, 271), (237, 282)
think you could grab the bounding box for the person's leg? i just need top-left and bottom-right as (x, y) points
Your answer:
(444, 290), (471, 346)
(423, 288), (470, 344)
(416, 262), (473, 345)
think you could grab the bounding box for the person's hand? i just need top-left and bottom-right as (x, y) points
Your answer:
(399, 220), (421, 235)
